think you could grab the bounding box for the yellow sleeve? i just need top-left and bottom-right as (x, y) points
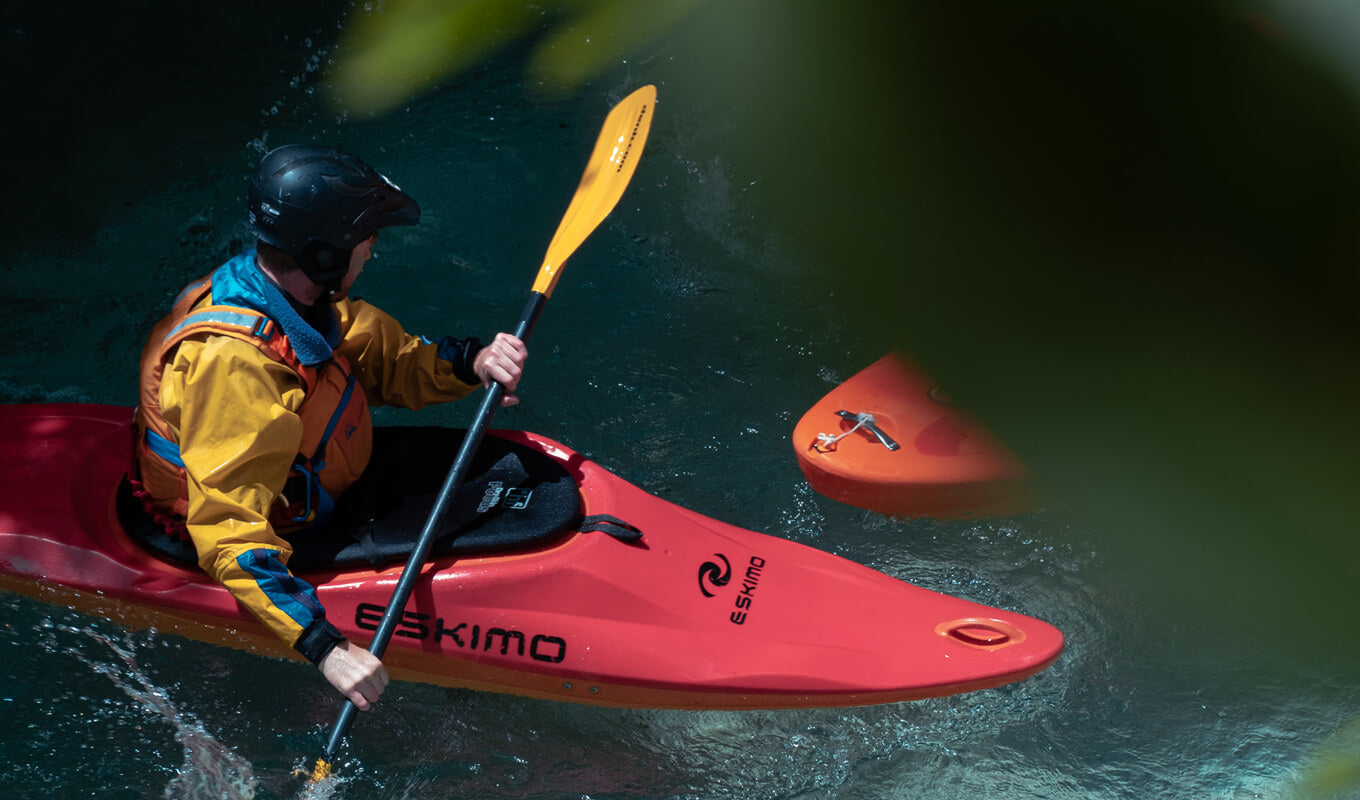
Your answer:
(162, 335), (326, 650)
(334, 298), (480, 409)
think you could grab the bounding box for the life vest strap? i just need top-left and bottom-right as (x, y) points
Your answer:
(144, 428), (186, 468)
(162, 308), (274, 345)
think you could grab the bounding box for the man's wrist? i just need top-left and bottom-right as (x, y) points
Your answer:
(294, 618), (346, 666)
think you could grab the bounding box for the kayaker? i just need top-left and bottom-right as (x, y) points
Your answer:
(129, 145), (527, 711)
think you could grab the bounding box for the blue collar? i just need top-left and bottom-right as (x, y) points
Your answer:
(210, 250), (339, 366)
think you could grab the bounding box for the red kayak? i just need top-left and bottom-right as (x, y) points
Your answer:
(0, 403), (1062, 709)
(793, 353), (1035, 518)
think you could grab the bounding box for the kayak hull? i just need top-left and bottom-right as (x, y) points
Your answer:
(1, 404), (1062, 709)
(793, 353), (1035, 518)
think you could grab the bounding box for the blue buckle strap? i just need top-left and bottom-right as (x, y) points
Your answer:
(144, 429), (186, 468)
(290, 368), (356, 527)
(287, 462), (336, 526)
(312, 371), (356, 464)
(162, 309), (268, 344)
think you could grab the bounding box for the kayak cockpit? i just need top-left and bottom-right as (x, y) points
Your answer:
(116, 426), (595, 571)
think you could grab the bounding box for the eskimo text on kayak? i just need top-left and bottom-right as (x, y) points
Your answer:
(698, 553), (767, 625)
(354, 603), (567, 663)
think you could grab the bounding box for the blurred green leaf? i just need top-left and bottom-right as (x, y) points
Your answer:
(330, 0), (542, 115)
(526, 0), (707, 97)
(1293, 714), (1360, 798)
(329, 0), (709, 114)
(330, 10), (1360, 781)
(664, 0), (1360, 673)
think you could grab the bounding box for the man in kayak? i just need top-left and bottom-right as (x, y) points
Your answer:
(129, 145), (527, 711)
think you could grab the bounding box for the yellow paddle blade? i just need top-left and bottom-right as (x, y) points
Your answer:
(532, 84), (656, 297)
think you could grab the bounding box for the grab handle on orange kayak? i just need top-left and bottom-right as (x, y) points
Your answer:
(834, 410), (900, 451)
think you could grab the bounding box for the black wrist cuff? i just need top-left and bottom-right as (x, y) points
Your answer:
(294, 617), (346, 666)
(437, 335), (484, 386)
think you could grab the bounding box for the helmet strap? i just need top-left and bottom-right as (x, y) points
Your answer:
(295, 241), (352, 299)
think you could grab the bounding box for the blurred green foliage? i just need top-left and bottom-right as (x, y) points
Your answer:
(699, 0), (1360, 652)
(331, 0), (1358, 654)
(1294, 712), (1360, 798)
(330, 0), (708, 112)
(330, 0), (1358, 788)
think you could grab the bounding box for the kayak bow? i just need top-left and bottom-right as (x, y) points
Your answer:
(794, 353), (1037, 518)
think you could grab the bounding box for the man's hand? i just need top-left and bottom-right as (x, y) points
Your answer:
(318, 639), (390, 710)
(473, 332), (529, 406)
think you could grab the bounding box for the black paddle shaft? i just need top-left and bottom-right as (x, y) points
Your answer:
(322, 290), (547, 759)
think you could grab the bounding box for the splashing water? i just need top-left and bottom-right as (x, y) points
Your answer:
(291, 756), (353, 800)
(71, 630), (259, 800)
(294, 771), (346, 800)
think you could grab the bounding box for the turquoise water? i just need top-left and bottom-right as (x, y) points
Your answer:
(3, 3), (1357, 799)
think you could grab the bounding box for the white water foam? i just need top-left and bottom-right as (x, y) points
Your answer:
(71, 630), (259, 800)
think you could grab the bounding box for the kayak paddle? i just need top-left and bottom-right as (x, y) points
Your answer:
(308, 83), (656, 784)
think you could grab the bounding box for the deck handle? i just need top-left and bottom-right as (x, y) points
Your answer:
(835, 410), (901, 451)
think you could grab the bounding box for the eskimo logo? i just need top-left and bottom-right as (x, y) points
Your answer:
(698, 553), (732, 598)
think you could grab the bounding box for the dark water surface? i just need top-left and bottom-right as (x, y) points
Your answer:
(2, 4), (1355, 799)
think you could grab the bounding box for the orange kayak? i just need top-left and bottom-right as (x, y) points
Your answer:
(793, 353), (1035, 518)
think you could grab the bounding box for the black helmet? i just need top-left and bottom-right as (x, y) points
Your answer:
(246, 144), (420, 292)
